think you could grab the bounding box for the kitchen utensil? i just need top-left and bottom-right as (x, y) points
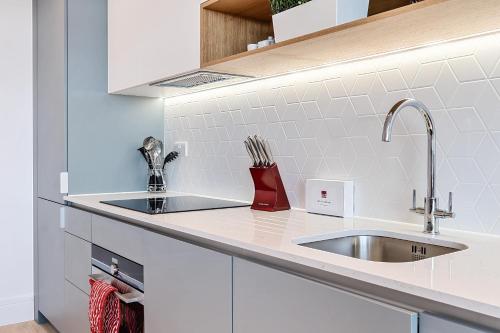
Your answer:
(263, 139), (275, 165)
(244, 135), (276, 167)
(138, 147), (154, 169)
(248, 137), (264, 167)
(143, 136), (155, 151)
(150, 139), (163, 168)
(247, 136), (265, 166)
(141, 136), (168, 192)
(245, 137), (256, 166)
(162, 151), (179, 169)
(252, 135), (265, 165)
(254, 135), (271, 167)
(157, 140), (164, 168)
(244, 141), (257, 167)
(143, 136), (157, 169)
(150, 139), (164, 189)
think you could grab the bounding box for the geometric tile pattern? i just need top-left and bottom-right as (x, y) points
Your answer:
(165, 32), (500, 234)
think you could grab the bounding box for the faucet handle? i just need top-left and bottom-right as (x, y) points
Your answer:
(435, 192), (455, 218)
(412, 189), (417, 210)
(410, 189), (425, 214)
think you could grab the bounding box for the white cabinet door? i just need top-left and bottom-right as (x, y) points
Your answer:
(63, 281), (91, 333)
(143, 231), (232, 333)
(233, 258), (418, 333)
(36, 0), (67, 203)
(37, 199), (65, 331)
(108, 0), (202, 93)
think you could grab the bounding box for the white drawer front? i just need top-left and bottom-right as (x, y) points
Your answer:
(64, 233), (91, 294)
(65, 207), (91, 241)
(64, 280), (91, 333)
(233, 258), (418, 333)
(420, 313), (492, 333)
(91, 214), (143, 264)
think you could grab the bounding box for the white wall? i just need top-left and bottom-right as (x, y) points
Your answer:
(164, 32), (500, 235)
(0, 0), (34, 325)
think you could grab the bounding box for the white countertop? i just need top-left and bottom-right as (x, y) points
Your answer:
(65, 191), (500, 319)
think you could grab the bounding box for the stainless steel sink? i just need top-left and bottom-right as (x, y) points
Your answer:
(297, 232), (467, 263)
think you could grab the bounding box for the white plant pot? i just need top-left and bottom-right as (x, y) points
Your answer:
(272, 0), (370, 43)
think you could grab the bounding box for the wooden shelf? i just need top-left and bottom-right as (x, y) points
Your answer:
(201, 0), (273, 22)
(202, 0), (500, 78)
(200, 0), (274, 65)
(200, 0), (411, 67)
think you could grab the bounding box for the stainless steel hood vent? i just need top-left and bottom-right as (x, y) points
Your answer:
(150, 71), (251, 89)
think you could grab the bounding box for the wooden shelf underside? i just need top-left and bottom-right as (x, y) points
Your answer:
(202, 0), (500, 78)
(201, 0), (273, 22)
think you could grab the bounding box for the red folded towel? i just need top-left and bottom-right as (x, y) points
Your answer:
(111, 280), (144, 333)
(121, 302), (144, 333)
(89, 279), (122, 333)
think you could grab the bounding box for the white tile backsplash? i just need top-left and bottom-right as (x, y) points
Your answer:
(164, 32), (500, 234)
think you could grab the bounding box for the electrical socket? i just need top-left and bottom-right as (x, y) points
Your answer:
(174, 141), (188, 157)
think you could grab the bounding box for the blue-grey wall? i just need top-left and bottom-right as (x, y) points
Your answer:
(67, 0), (163, 194)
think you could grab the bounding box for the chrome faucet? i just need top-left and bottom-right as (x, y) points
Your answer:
(382, 99), (454, 234)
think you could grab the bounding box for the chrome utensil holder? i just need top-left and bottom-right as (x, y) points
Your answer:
(148, 168), (166, 193)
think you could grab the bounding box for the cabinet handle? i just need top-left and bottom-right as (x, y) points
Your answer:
(59, 207), (66, 229)
(60, 172), (68, 194)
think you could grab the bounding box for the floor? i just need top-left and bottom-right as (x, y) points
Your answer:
(0, 321), (56, 333)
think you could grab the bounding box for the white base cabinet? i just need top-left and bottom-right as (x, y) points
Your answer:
(38, 207), (494, 333)
(233, 258), (418, 333)
(143, 231), (232, 333)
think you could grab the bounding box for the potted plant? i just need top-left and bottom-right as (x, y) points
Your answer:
(270, 0), (370, 43)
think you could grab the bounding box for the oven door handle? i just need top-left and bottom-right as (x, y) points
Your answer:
(89, 273), (144, 304)
(91, 257), (144, 291)
(115, 291), (143, 304)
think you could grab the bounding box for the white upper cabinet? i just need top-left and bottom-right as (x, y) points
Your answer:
(108, 0), (203, 94)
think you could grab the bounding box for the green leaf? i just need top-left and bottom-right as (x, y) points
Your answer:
(270, 0), (312, 15)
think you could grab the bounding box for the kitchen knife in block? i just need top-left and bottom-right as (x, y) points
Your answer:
(249, 164), (290, 212)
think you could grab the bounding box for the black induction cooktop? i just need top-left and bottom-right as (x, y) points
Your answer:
(101, 196), (250, 215)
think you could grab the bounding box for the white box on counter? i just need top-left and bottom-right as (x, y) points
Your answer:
(305, 179), (354, 218)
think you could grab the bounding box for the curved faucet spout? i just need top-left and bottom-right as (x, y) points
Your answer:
(382, 98), (436, 199)
(382, 99), (446, 234)
(382, 99), (435, 143)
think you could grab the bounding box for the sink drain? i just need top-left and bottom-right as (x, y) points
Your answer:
(411, 244), (428, 261)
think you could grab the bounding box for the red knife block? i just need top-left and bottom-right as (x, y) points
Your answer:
(249, 164), (290, 212)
